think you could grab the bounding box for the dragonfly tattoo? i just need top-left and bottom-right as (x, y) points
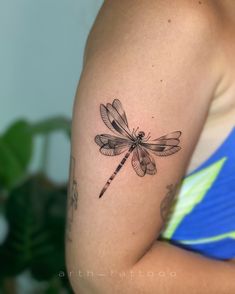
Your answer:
(95, 99), (182, 198)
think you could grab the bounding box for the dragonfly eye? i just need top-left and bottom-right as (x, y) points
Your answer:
(138, 131), (145, 138)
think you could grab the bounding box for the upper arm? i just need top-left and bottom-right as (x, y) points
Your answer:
(66, 0), (220, 292)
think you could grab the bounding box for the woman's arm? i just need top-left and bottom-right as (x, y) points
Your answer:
(66, 1), (235, 293)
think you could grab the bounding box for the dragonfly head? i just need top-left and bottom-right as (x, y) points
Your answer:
(138, 131), (145, 139)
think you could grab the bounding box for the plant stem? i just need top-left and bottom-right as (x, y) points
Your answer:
(40, 134), (50, 174)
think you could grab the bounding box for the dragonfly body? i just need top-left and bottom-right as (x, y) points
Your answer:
(95, 99), (181, 198)
(98, 144), (134, 198)
(99, 132), (146, 198)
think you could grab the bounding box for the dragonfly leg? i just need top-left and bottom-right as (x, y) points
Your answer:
(144, 132), (151, 142)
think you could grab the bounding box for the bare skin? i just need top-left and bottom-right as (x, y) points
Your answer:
(186, 0), (235, 174)
(66, 0), (235, 293)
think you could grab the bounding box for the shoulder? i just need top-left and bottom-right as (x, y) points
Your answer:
(86, 0), (221, 61)
(99, 1), (219, 35)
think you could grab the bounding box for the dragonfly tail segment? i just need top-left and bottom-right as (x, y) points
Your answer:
(99, 144), (136, 198)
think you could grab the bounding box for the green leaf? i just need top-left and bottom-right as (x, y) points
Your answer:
(0, 120), (33, 189)
(30, 117), (71, 138)
(0, 175), (67, 279)
(3, 120), (32, 169)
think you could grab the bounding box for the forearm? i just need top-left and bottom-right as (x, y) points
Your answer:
(127, 240), (235, 294)
(73, 241), (235, 294)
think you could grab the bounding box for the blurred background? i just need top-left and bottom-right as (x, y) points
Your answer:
(0, 0), (102, 293)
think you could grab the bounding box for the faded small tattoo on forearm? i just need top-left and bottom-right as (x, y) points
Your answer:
(94, 99), (182, 198)
(66, 155), (78, 242)
(160, 183), (179, 224)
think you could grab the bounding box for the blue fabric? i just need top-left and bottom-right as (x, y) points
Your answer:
(161, 127), (235, 260)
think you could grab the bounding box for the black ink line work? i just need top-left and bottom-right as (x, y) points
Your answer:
(160, 183), (179, 223)
(66, 156), (78, 242)
(95, 99), (182, 198)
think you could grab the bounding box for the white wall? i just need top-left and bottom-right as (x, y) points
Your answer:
(0, 0), (103, 182)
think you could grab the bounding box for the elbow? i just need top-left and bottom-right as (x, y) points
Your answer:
(66, 258), (93, 294)
(67, 266), (125, 294)
(66, 248), (125, 294)
(66, 246), (88, 293)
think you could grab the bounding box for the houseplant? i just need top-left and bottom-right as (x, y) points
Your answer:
(0, 117), (72, 293)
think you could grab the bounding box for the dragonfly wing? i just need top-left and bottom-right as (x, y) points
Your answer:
(100, 104), (122, 137)
(132, 146), (157, 177)
(141, 131), (181, 156)
(152, 145), (181, 156)
(141, 142), (181, 156)
(100, 99), (132, 139)
(132, 147), (146, 177)
(95, 134), (132, 156)
(145, 149), (157, 175)
(112, 99), (129, 127)
(154, 131), (181, 145)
